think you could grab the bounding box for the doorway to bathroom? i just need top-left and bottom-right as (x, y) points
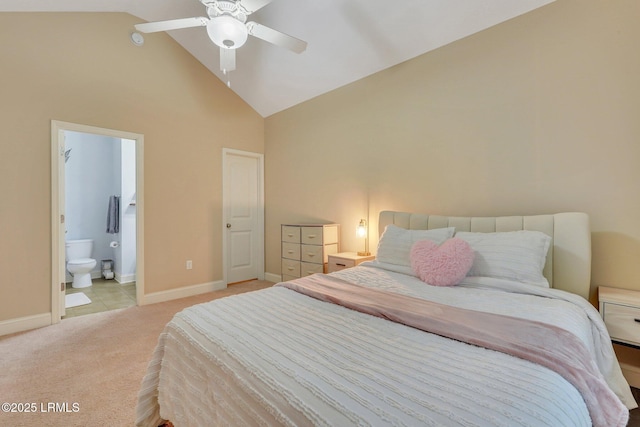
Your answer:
(51, 121), (144, 323)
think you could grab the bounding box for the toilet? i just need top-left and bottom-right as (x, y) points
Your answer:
(65, 239), (97, 288)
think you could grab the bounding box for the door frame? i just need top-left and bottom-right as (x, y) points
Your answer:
(51, 120), (145, 323)
(222, 148), (265, 284)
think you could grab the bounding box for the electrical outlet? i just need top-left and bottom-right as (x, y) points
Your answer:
(186, 260), (193, 270)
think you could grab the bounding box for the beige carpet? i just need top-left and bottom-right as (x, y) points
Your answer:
(0, 280), (272, 427)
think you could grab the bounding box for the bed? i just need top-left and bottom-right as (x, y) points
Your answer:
(136, 211), (637, 427)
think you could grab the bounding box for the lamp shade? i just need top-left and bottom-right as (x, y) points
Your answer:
(357, 219), (367, 238)
(357, 219), (370, 256)
(206, 15), (248, 49)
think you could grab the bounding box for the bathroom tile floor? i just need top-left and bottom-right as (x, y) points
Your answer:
(63, 278), (136, 319)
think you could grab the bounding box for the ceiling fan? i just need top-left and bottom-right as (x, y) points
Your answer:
(134, 0), (307, 75)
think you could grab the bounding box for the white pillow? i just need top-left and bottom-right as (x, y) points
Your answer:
(455, 230), (552, 287)
(376, 225), (455, 267)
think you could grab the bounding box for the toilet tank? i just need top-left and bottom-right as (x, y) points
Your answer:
(65, 239), (94, 261)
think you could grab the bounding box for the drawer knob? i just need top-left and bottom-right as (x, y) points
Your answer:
(635, 319), (640, 323)
(307, 253), (315, 257)
(307, 235), (316, 239)
(336, 263), (346, 267)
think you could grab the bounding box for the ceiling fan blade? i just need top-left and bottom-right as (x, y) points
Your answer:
(246, 22), (307, 54)
(220, 48), (236, 72)
(239, 0), (274, 14)
(134, 17), (209, 34)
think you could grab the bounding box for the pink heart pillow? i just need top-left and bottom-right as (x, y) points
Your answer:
(410, 238), (475, 286)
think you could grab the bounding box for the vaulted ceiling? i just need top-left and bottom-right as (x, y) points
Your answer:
(1, 0), (555, 116)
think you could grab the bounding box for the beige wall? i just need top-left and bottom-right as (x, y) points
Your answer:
(265, 0), (640, 300)
(0, 13), (263, 322)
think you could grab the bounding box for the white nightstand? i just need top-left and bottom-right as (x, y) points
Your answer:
(599, 286), (640, 348)
(327, 252), (375, 273)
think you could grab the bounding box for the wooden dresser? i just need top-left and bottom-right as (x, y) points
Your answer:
(281, 224), (340, 281)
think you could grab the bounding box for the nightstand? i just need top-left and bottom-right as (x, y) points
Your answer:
(599, 286), (640, 348)
(327, 252), (375, 273)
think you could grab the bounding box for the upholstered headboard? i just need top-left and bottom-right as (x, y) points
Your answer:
(378, 211), (592, 300)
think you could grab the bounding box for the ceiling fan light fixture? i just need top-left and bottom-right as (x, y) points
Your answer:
(207, 15), (248, 49)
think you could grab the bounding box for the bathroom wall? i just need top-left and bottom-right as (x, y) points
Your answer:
(64, 131), (136, 282)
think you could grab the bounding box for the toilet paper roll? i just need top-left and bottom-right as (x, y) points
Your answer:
(103, 271), (114, 280)
(109, 241), (120, 248)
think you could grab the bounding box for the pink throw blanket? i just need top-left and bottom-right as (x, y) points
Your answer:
(277, 274), (628, 427)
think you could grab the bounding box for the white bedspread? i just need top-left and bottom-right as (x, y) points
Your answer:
(136, 264), (635, 427)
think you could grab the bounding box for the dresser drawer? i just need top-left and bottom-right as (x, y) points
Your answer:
(602, 303), (640, 346)
(282, 226), (301, 243)
(301, 262), (324, 276)
(282, 242), (300, 260)
(301, 244), (323, 264)
(327, 252), (375, 273)
(281, 259), (300, 279)
(301, 227), (323, 245)
(328, 257), (355, 273)
(300, 225), (339, 245)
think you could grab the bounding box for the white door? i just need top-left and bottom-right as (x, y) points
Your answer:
(223, 149), (264, 284)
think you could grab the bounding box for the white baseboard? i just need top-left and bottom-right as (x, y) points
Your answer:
(0, 313), (51, 337)
(264, 272), (282, 283)
(620, 362), (640, 389)
(140, 280), (226, 306)
(115, 272), (135, 284)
